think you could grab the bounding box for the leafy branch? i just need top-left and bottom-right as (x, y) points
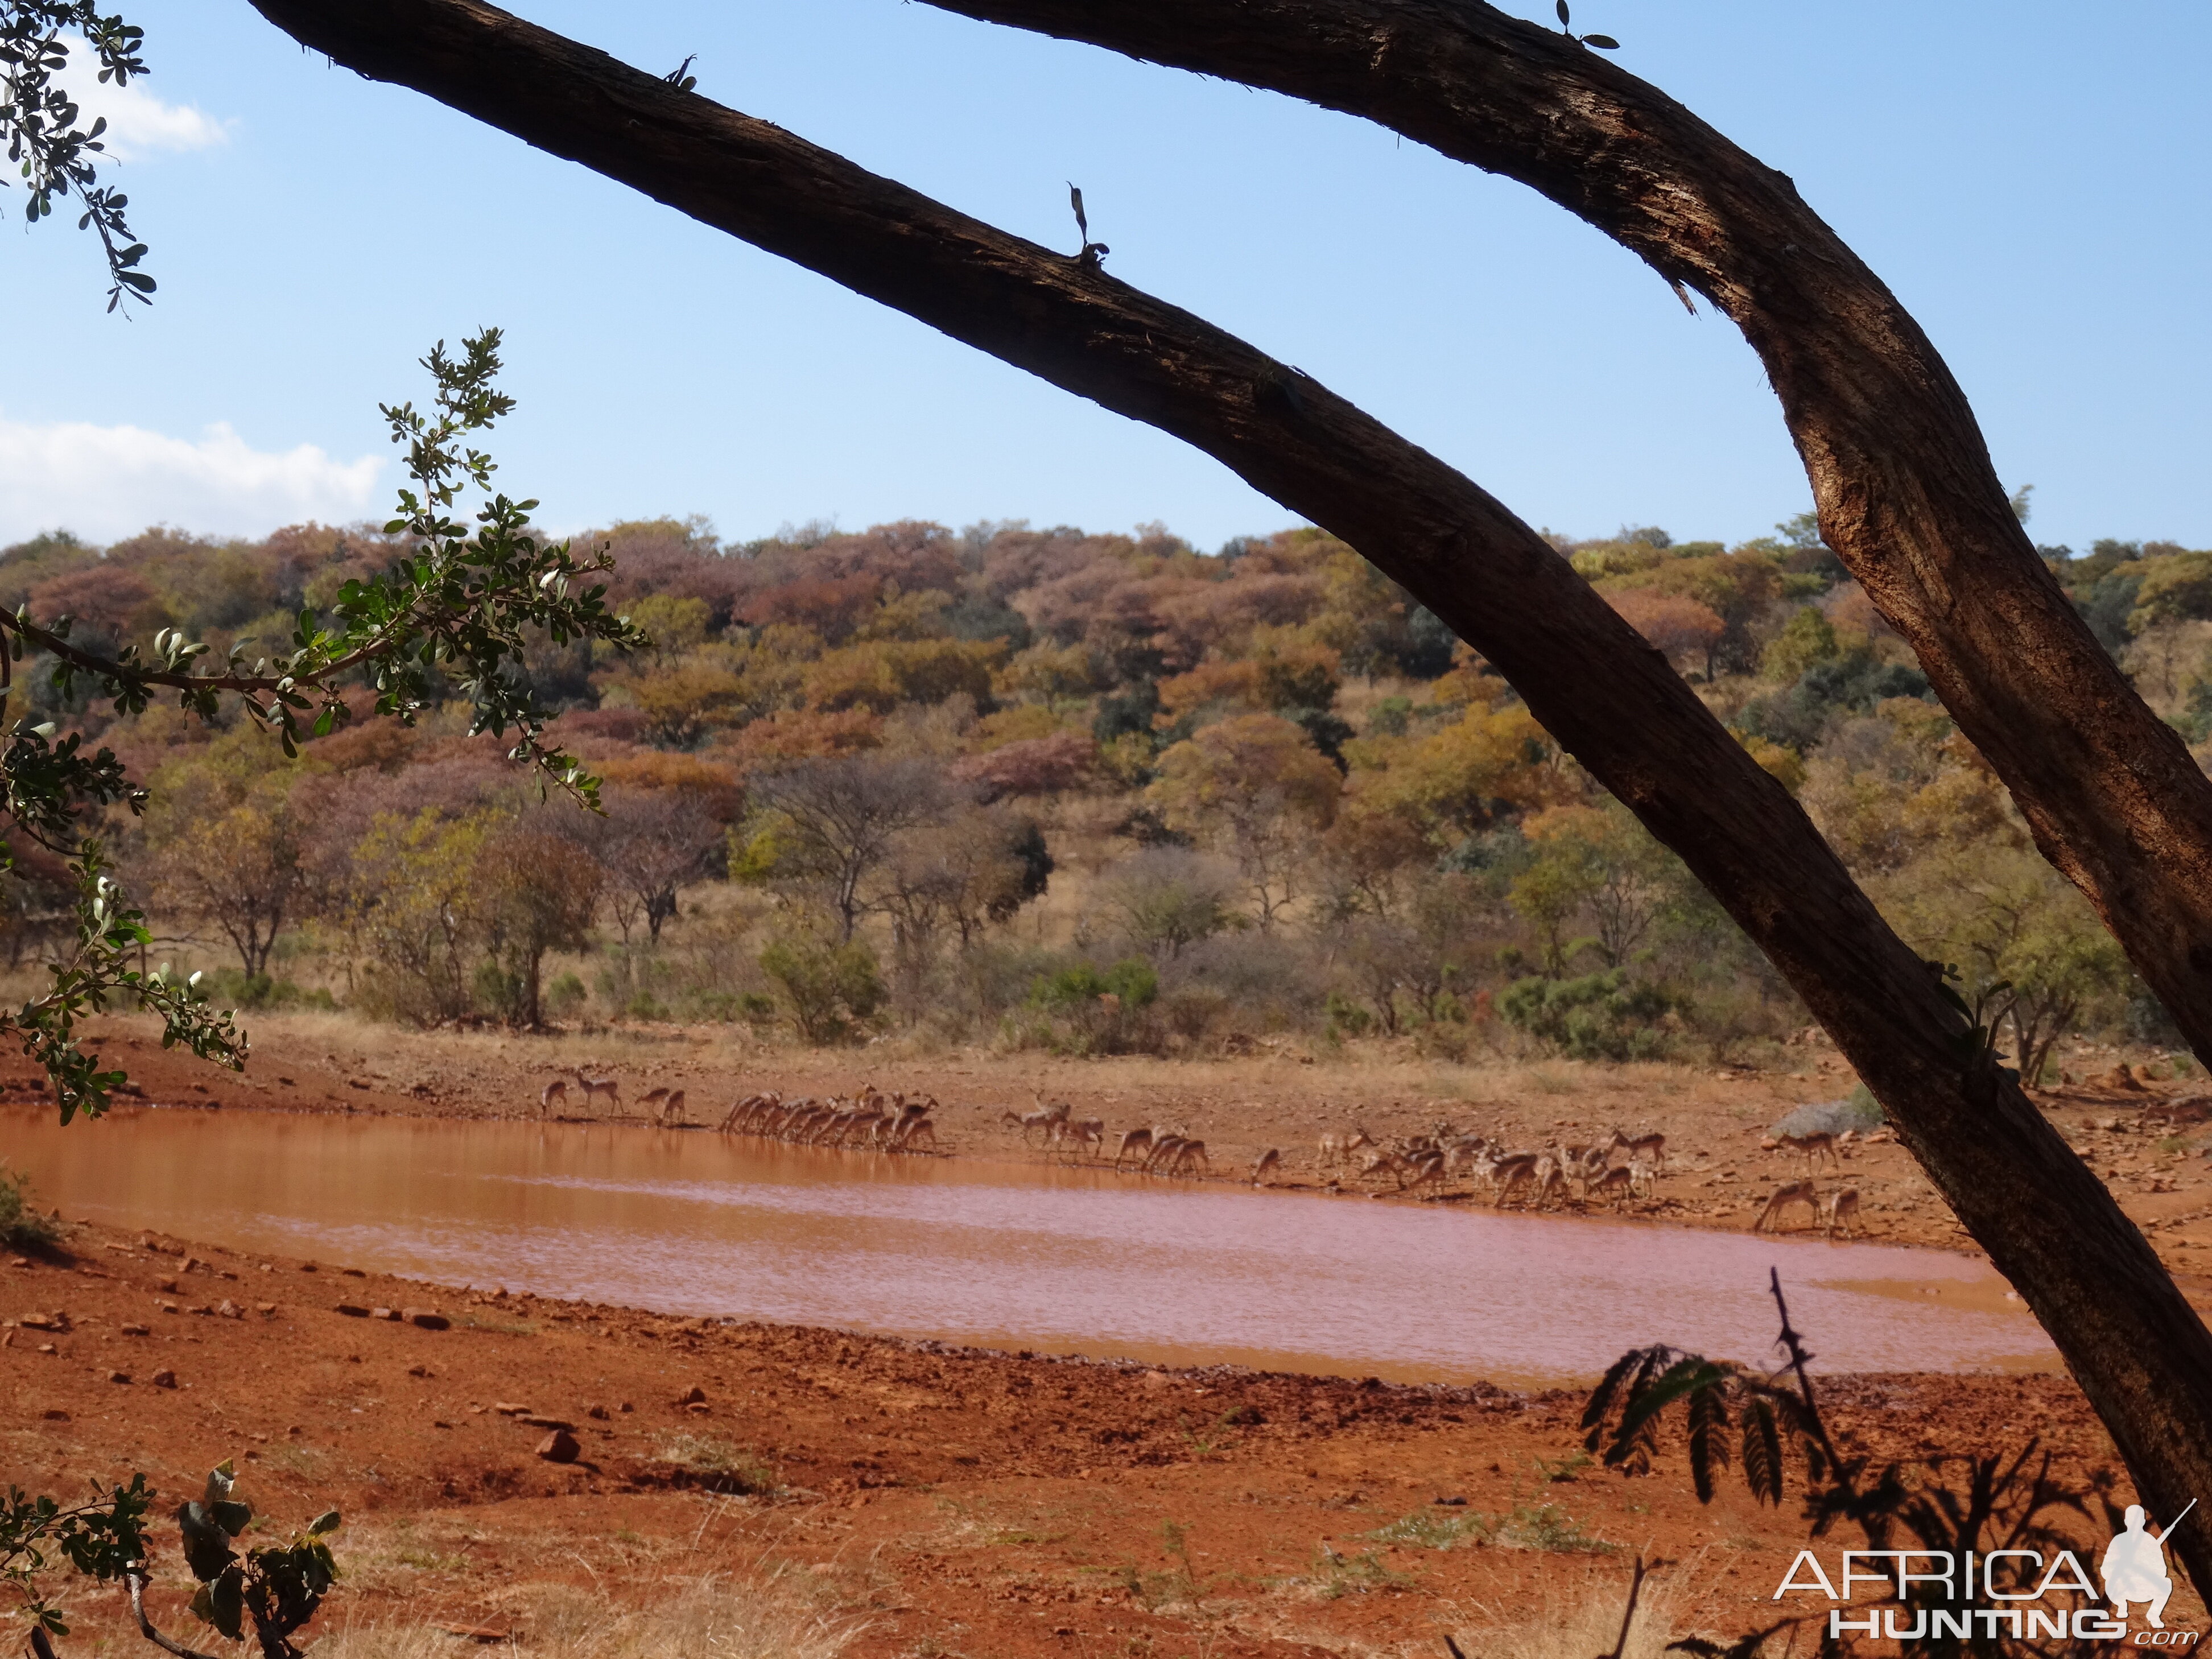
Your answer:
(2, 1474), (152, 1637)
(1553, 2), (1619, 52)
(0, 328), (651, 1121)
(1, 2), (154, 309)
(1583, 1270), (2100, 1657)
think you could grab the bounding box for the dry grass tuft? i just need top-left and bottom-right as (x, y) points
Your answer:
(1448, 1559), (1721, 1659)
(311, 1574), (862, 1659)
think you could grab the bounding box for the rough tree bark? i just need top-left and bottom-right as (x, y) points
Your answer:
(245, 0), (2212, 1590)
(918, 0), (2212, 1070)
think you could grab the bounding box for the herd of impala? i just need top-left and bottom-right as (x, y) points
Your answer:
(531, 1072), (1859, 1234)
(535, 1072), (939, 1150)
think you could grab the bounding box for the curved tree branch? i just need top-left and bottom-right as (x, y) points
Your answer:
(915, 0), (2212, 1068)
(242, 0), (2212, 1596)
(127, 1573), (222, 1659)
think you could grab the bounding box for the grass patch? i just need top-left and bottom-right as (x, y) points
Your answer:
(655, 1434), (779, 1495)
(0, 1163), (58, 1250)
(1365, 1491), (1611, 1556)
(1366, 1508), (1491, 1550)
(459, 1313), (540, 1336)
(309, 1573), (858, 1658)
(2159, 1136), (2192, 1154)
(1533, 1450), (1594, 1483)
(1307, 1545), (1411, 1600)
(1493, 1500), (1616, 1554)
(1525, 1070), (1576, 1096)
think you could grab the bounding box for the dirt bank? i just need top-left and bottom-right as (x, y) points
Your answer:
(6, 1217), (2196, 1658)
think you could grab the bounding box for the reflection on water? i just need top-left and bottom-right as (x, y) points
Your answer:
(2, 1106), (2054, 1384)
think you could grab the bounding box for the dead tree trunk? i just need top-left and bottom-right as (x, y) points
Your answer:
(921, 0), (2212, 1069)
(247, 0), (2212, 1595)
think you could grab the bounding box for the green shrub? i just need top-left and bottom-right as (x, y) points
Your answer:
(200, 967), (332, 1012)
(1024, 956), (1161, 1054)
(544, 972), (589, 1021)
(0, 1164), (57, 1249)
(1499, 970), (1677, 1062)
(1326, 991), (1372, 1039)
(1030, 957), (1159, 1012)
(760, 934), (885, 1045)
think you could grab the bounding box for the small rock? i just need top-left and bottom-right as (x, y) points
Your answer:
(686, 1401), (711, 1415)
(370, 1307), (399, 1322)
(335, 1303), (371, 1318)
(156, 1301), (179, 1315)
(535, 1429), (581, 1463)
(40, 1408), (68, 1421)
(152, 1369), (178, 1389)
(407, 1364), (432, 1379)
(492, 1401), (533, 1416)
(404, 1308), (449, 1330)
(677, 1385), (707, 1406)
(216, 1300), (244, 1320)
(120, 1322), (150, 1336)
(587, 1403), (610, 1421)
(519, 1414), (577, 1431)
(106, 1370), (130, 1384)
(185, 1305), (213, 1317)
(157, 1278), (179, 1294)
(256, 1302), (278, 1317)
(341, 1267), (367, 1278)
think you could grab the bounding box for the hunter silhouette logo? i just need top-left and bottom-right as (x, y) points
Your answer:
(2104, 1501), (2193, 1631)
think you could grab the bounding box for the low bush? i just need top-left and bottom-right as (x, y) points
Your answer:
(0, 1164), (57, 1249)
(1499, 971), (1677, 1062)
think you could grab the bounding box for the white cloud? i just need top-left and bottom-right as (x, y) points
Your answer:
(0, 415), (384, 546)
(60, 45), (230, 161)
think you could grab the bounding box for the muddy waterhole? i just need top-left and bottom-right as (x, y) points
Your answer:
(6, 1106), (2054, 1383)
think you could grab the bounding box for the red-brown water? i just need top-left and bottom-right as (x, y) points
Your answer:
(4, 1107), (2055, 1383)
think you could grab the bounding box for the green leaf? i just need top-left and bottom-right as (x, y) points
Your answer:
(1583, 33), (1619, 48)
(177, 1503), (236, 1582)
(308, 1509), (341, 1535)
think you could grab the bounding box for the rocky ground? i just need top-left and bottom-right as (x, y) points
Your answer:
(5, 1219), (2196, 1658)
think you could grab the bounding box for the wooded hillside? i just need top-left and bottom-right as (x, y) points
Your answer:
(3, 509), (2197, 1072)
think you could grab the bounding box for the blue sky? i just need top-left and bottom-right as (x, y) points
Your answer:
(5, 2), (2207, 555)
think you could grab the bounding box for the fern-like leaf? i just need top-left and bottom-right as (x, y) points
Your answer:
(1687, 1375), (1731, 1503)
(1741, 1396), (1784, 1505)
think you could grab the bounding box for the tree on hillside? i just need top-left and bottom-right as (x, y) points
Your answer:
(1100, 847), (1242, 962)
(151, 799), (307, 981)
(734, 754), (956, 941)
(477, 826), (601, 1028)
(578, 787), (727, 947)
(1150, 712), (1339, 930)
(341, 808), (494, 1026)
(27, 0), (2212, 1592)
